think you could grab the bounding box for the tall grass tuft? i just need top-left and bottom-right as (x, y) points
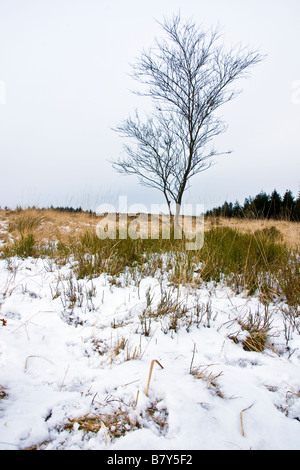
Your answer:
(192, 226), (296, 303)
(7, 209), (45, 237)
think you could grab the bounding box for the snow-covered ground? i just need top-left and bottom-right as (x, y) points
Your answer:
(0, 256), (299, 450)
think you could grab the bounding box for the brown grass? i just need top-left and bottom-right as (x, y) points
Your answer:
(205, 216), (300, 250)
(64, 407), (141, 440)
(145, 359), (164, 397)
(190, 364), (224, 398)
(1, 209), (299, 250)
(63, 396), (168, 441)
(236, 308), (273, 352)
(0, 208), (99, 245)
(110, 334), (141, 363)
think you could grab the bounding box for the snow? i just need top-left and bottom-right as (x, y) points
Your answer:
(0, 256), (299, 450)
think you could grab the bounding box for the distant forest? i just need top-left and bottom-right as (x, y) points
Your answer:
(205, 189), (300, 221)
(2, 190), (300, 222)
(49, 205), (88, 214)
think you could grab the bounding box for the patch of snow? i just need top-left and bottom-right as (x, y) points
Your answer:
(0, 257), (299, 450)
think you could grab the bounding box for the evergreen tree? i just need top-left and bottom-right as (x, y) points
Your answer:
(221, 201), (234, 217)
(205, 188), (298, 221)
(268, 189), (282, 219)
(282, 190), (295, 220)
(294, 191), (300, 222)
(232, 200), (242, 218)
(243, 196), (253, 218)
(252, 191), (270, 218)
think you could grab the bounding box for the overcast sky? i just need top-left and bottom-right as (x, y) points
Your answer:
(0, 0), (299, 212)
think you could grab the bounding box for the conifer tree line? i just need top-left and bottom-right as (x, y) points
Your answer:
(205, 189), (300, 221)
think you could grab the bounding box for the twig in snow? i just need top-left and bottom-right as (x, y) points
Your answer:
(145, 359), (164, 397)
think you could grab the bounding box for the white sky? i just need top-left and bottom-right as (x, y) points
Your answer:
(0, 0), (299, 211)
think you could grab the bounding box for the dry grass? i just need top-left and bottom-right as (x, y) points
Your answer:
(139, 286), (192, 334)
(63, 396), (168, 442)
(0, 208), (299, 310)
(206, 216), (300, 250)
(145, 359), (164, 397)
(98, 332), (143, 367)
(240, 403), (254, 438)
(190, 364), (224, 398)
(145, 398), (168, 433)
(235, 308), (273, 352)
(24, 395), (168, 449)
(0, 208), (203, 245)
(0, 208), (99, 245)
(64, 406), (141, 440)
(1, 208), (299, 249)
(286, 385), (300, 400)
(242, 331), (268, 353)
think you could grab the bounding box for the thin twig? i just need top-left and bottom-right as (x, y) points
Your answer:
(145, 359), (164, 397)
(140, 325), (159, 360)
(240, 403), (254, 437)
(189, 341), (197, 373)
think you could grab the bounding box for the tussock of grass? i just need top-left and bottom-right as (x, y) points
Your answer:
(7, 209), (45, 236)
(63, 396), (168, 441)
(242, 331), (268, 353)
(192, 226), (299, 307)
(1, 233), (37, 258)
(206, 216), (300, 251)
(190, 364), (224, 398)
(64, 406), (141, 440)
(235, 308), (273, 352)
(139, 286), (192, 335)
(110, 334), (141, 363)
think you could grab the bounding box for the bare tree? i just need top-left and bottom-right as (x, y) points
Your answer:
(112, 14), (263, 216)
